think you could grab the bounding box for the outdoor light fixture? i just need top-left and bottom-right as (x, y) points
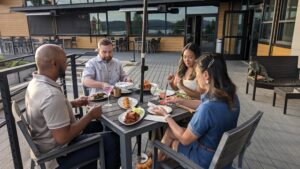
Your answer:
(119, 7), (157, 12)
(26, 12), (52, 16)
(25, 10), (56, 16)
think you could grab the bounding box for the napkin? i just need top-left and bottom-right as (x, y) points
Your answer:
(144, 115), (166, 123)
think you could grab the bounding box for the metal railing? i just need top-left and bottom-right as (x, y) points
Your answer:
(0, 52), (87, 169)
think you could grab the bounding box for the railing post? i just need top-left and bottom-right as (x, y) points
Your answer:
(0, 74), (23, 169)
(70, 54), (83, 117)
(60, 76), (67, 97)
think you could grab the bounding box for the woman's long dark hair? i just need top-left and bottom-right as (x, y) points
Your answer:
(177, 43), (201, 80)
(197, 53), (236, 110)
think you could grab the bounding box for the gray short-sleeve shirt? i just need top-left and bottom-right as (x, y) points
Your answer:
(25, 73), (76, 168)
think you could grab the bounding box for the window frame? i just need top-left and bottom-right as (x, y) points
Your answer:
(89, 12), (108, 35)
(275, 0), (298, 46)
(258, 0), (297, 47)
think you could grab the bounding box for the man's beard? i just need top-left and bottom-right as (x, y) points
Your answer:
(58, 66), (65, 78)
(103, 56), (112, 63)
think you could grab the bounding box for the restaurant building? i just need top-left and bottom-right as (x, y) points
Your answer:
(0, 0), (299, 64)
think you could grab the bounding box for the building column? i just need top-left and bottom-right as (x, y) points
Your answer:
(291, 0), (300, 68)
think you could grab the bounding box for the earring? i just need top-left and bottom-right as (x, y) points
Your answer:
(205, 80), (209, 84)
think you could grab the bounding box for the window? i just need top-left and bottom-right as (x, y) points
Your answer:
(28, 16), (55, 35)
(90, 13), (107, 35)
(259, 0), (275, 41)
(72, 0), (88, 4)
(56, 0), (71, 4)
(108, 11), (126, 35)
(276, 0), (298, 45)
(26, 0), (52, 6)
(57, 13), (90, 35)
(148, 13), (166, 35)
(130, 12), (142, 35)
(187, 6), (218, 14)
(166, 7), (185, 35)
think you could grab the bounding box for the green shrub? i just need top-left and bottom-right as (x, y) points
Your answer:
(0, 55), (31, 69)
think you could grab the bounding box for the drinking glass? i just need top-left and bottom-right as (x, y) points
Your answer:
(150, 83), (160, 100)
(103, 85), (114, 107)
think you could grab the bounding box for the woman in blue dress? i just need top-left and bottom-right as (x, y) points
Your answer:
(153, 53), (240, 169)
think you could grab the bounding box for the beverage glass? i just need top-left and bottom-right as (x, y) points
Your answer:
(103, 85), (114, 107)
(159, 90), (166, 100)
(150, 83), (160, 100)
(113, 87), (121, 97)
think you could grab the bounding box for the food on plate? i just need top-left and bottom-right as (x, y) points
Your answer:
(124, 107), (144, 124)
(132, 107), (144, 115)
(92, 93), (105, 100)
(123, 97), (131, 109)
(136, 157), (152, 169)
(144, 80), (151, 90)
(124, 111), (140, 124)
(175, 92), (190, 100)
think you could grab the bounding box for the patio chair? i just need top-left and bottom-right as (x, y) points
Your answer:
(152, 111), (264, 169)
(11, 101), (107, 169)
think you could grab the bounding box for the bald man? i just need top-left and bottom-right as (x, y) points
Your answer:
(25, 44), (120, 169)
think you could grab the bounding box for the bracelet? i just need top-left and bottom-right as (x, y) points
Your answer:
(164, 114), (171, 121)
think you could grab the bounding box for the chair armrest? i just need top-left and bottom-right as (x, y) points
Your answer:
(152, 140), (203, 169)
(37, 131), (112, 163)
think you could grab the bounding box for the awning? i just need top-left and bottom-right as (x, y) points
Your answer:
(10, 0), (218, 13)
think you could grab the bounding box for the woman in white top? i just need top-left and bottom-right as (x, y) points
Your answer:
(168, 43), (204, 99)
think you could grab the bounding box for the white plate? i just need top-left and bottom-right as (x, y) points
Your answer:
(89, 93), (108, 102)
(115, 82), (134, 89)
(147, 105), (172, 115)
(118, 108), (145, 125)
(121, 88), (133, 94)
(118, 97), (138, 109)
(166, 90), (175, 96)
(135, 84), (151, 91)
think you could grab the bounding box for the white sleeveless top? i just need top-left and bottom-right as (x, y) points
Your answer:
(177, 78), (197, 94)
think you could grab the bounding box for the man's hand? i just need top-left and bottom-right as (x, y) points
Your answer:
(124, 77), (133, 82)
(71, 96), (89, 107)
(101, 82), (111, 89)
(165, 96), (183, 104)
(87, 105), (102, 119)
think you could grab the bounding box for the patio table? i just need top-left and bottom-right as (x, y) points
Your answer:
(99, 91), (192, 169)
(273, 87), (300, 114)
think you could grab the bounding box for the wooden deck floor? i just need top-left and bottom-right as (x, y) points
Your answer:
(1, 51), (300, 169)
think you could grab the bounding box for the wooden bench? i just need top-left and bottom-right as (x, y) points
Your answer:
(246, 56), (300, 101)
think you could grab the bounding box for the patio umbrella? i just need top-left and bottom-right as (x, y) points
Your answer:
(136, 0), (149, 164)
(139, 0), (148, 103)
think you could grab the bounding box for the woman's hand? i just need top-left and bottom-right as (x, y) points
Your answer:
(167, 74), (175, 84)
(152, 106), (168, 116)
(177, 78), (184, 88)
(165, 96), (183, 104)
